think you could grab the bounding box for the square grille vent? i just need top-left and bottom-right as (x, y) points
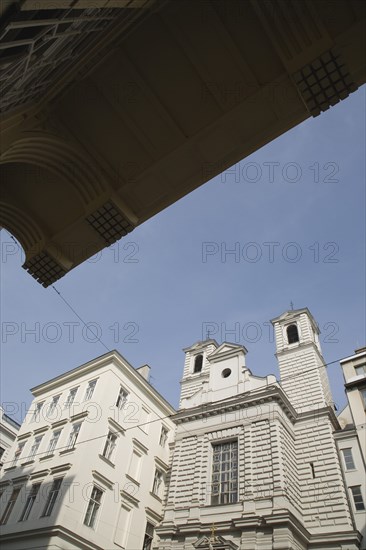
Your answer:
(86, 201), (135, 245)
(293, 49), (358, 117)
(23, 251), (66, 287)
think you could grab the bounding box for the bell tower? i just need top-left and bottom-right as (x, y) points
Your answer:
(271, 308), (334, 412)
(179, 339), (218, 408)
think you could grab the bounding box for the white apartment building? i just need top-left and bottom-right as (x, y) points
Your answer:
(0, 407), (20, 469)
(336, 347), (366, 549)
(157, 308), (362, 549)
(0, 350), (175, 550)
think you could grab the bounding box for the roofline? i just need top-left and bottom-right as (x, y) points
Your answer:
(182, 339), (219, 352)
(31, 350), (176, 415)
(270, 308), (319, 333)
(2, 413), (21, 429)
(340, 350), (366, 364)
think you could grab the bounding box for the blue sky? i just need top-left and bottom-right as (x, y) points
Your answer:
(1, 86), (365, 421)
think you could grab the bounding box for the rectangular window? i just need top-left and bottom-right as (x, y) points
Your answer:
(211, 440), (238, 505)
(84, 486), (103, 528)
(152, 469), (163, 497)
(47, 395), (60, 417)
(116, 386), (128, 409)
(47, 430), (62, 455)
(0, 446), (5, 461)
(361, 388), (366, 410)
(102, 431), (117, 462)
(159, 426), (168, 447)
(64, 387), (78, 409)
(341, 448), (356, 470)
(29, 436), (43, 459)
(0, 487), (21, 524)
(84, 380), (97, 401)
(350, 486), (365, 511)
(12, 441), (26, 466)
(355, 364), (366, 375)
(42, 478), (62, 517)
(31, 401), (44, 423)
(19, 483), (40, 521)
(143, 521), (154, 550)
(66, 422), (82, 450)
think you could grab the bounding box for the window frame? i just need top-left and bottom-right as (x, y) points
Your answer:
(83, 485), (103, 529)
(159, 426), (169, 447)
(193, 354), (203, 373)
(341, 447), (356, 470)
(116, 386), (129, 410)
(12, 440), (26, 466)
(355, 364), (366, 375)
(152, 468), (163, 497)
(47, 429), (62, 455)
(360, 388), (366, 410)
(64, 387), (79, 410)
(0, 486), (21, 525)
(47, 395), (60, 418)
(28, 435), (43, 459)
(210, 439), (238, 505)
(66, 422), (82, 450)
(142, 521), (155, 550)
(350, 485), (365, 511)
(84, 379), (97, 401)
(18, 483), (41, 522)
(31, 401), (44, 423)
(42, 477), (63, 517)
(102, 430), (117, 462)
(286, 323), (299, 344)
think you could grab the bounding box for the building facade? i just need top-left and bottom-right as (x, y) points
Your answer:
(0, 309), (364, 549)
(336, 347), (366, 548)
(0, 351), (175, 550)
(157, 309), (361, 549)
(0, 407), (20, 470)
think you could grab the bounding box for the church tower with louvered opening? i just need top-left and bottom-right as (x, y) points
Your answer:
(271, 307), (333, 412)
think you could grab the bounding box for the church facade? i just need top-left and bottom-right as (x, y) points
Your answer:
(157, 308), (361, 549)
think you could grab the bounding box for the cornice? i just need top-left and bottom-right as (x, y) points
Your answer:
(132, 438), (148, 455)
(174, 385), (297, 425)
(50, 463), (72, 475)
(154, 455), (170, 472)
(121, 488), (139, 507)
(92, 469), (114, 490)
(145, 506), (163, 524)
(17, 431), (32, 441)
(108, 416), (125, 436)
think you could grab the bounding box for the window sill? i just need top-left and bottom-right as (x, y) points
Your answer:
(150, 491), (162, 503)
(21, 460), (35, 466)
(59, 447), (75, 456)
(39, 454), (54, 461)
(3, 465), (16, 471)
(99, 454), (115, 468)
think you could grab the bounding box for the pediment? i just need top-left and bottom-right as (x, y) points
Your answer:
(208, 342), (247, 360)
(194, 535), (238, 549)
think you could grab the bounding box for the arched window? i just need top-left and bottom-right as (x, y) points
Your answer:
(194, 354), (203, 373)
(287, 324), (299, 344)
